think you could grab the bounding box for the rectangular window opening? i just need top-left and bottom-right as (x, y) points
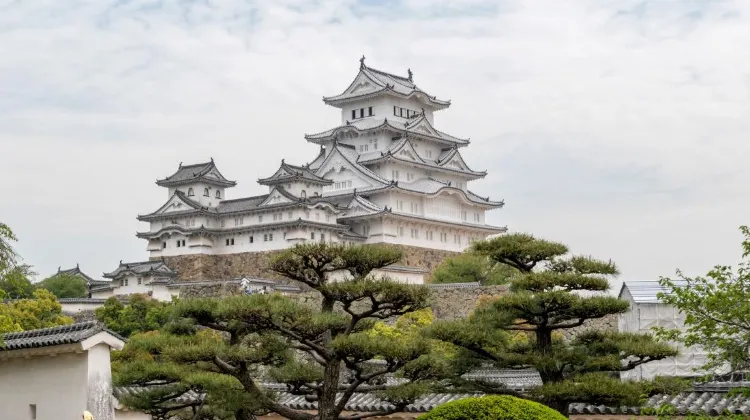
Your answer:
(368, 106), (373, 116)
(30, 404), (36, 420)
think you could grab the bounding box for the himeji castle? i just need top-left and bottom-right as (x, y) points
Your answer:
(136, 57), (505, 262)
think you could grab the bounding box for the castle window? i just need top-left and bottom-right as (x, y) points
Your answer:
(216, 190), (221, 199)
(426, 231), (433, 240)
(221, 219), (226, 227)
(269, 233), (273, 241)
(461, 211), (467, 221)
(363, 224), (370, 236)
(368, 106), (373, 116)
(258, 215), (263, 223)
(123, 278), (129, 287)
(301, 190), (306, 198)
(225, 238), (235, 246)
(250, 235), (254, 243)
(320, 233), (325, 242)
(187, 188), (194, 196)
(351, 110), (356, 120)
(263, 234), (268, 242)
(137, 277), (143, 285)
(397, 226), (404, 237)
(311, 232), (315, 240)
(288, 211), (293, 219)
(162, 242), (167, 249)
(391, 170), (399, 180)
(203, 188), (209, 197)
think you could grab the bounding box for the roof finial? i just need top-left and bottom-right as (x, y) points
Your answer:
(359, 55), (366, 69)
(281, 158), (285, 164)
(119, 259), (123, 265)
(76, 262), (79, 269)
(407, 68), (413, 82)
(57, 266), (61, 273)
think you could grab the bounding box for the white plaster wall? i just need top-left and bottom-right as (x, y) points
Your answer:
(150, 285), (174, 302)
(0, 351), (88, 420)
(328, 268), (424, 284)
(116, 410), (152, 420)
(171, 183), (225, 207)
(87, 343), (116, 420)
(114, 274), (157, 296)
(61, 301), (106, 313)
(92, 289), (115, 299)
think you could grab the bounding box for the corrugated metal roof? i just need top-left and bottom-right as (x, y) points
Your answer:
(619, 280), (688, 303)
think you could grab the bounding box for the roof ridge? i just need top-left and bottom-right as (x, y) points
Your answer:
(2, 321), (98, 340)
(219, 193), (270, 204)
(365, 65), (412, 84)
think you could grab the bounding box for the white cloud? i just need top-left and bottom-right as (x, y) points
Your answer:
(1, 0), (749, 289)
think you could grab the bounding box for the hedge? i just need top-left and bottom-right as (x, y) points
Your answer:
(418, 395), (566, 420)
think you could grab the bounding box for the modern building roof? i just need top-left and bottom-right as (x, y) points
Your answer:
(323, 57), (451, 110)
(258, 160), (333, 186)
(618, 280), (688, 304)
(0, 321), (125, 352)
(103, 260), (177, 279)
(156, 159), (237, 188)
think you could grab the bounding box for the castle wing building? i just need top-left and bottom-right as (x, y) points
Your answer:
(136, 58), (505, 263)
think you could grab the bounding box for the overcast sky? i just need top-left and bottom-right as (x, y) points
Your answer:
(1, 0), (749, 291)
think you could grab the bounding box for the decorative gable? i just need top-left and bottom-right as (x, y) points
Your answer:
(346, 72), (381, 96)
(314, 148), (386, 188)
(258, 188), (295, 207)
(155, 193), (199, 215)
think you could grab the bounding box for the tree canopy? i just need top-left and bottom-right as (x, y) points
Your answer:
(0, 288), (73, 335)
(426, 233), (679, 414)
(114, 244), (442, 420)
(430, 252), (518, 285)
(657, 225), (750, 373)
(0, 223), (35, 299)
(96, 294), (175, 338)
(36, 272), (89, 299)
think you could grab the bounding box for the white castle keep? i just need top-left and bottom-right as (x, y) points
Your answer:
(137, 57), (505, 260)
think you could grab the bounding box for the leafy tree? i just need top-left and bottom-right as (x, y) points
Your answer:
(0, 288), (73, 334)
(657, 225), (750, 373)
(431, 252), (518, 285)
(96, 294), (174, 338)
(36, 272), (88, 299)
(0, 222), (18, 273)
(114, 244), (438, 420)
(427, 233), (678, 414)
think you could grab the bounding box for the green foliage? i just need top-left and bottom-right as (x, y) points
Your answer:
(0, 264), (35, 299)
(427, 233), (676, 413)
(418, 395), (566, 420)
(36, 272), (88, 299)
(0, 288), (73, 335)
(657, 226), (750, 372)
(115, 244), (443, 420)
(0, 222), (18, 273)
(431, 252), (518, 285)
(96, 295), (174, 338)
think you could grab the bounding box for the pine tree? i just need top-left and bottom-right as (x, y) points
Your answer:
(427, 233), (680, 414)
(114, 243), (437, 420)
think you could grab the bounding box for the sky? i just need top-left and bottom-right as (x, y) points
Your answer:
(1, 0), (749, 292)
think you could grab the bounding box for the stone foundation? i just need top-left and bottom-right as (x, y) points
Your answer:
(156, 245), (459, 282)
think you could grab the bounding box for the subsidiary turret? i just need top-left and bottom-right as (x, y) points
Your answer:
(155, 158), (236, 207)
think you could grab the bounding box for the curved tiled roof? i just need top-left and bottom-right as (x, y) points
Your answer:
(258, 160), (332, 185)
(137, 218), (353, 240)
(305, 117), (468, 147)
(0, 321), (125, 351)
(156, 159), (236, 187)
(322, 60), (450, 109)
(103, 260), (176, 279)
(569, 391), (750, 416)
(359, 140), (486, 179)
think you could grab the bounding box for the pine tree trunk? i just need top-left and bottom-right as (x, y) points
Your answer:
(235, 409), (257, 420)
(535, 328), (553, 354)
(318, 297), (341, 420)
(317, 360), (341, 420)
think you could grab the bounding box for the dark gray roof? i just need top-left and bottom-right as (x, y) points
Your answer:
(569, 391), (750, 416)
(103, 261), (177, 279)
(278, 392), (476, 413)
(0, 321), (125, 351)
(56, 265), (99, 285)
(156, 159), (236, 187)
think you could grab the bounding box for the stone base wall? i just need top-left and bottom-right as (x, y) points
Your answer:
(157, 245), (459, 282)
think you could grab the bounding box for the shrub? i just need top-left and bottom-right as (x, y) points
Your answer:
(418, 395), (566, 420)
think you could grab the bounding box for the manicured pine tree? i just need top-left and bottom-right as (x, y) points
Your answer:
(427, 233), (681, 414)
(114, 243), (436, 420)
